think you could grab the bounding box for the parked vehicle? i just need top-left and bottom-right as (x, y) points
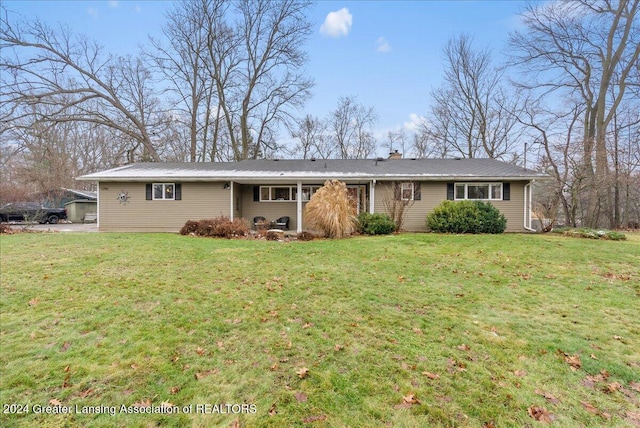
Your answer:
(0, 202), (67, 224)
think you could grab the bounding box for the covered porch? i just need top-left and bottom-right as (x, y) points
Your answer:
(228, 180), (376, 233)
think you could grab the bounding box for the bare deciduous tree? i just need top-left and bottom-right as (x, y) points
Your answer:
(426, 35), (525, 160)
(328, 96), (378, 159)
(147, 0), (218, 162)
(0, 11), (165, 161)
(289, 114), (332, 159)
(509, 0), (640, 227)
(200, 0), (314, 160)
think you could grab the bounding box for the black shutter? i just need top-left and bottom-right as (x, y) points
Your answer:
(446, 183), (454, 200)
(503, 183), (510, 201)
(414, 182), (421, 200)
(146, 184), (152, 200)
(175, 183), (182, 200)
(253, 186), (260, 201)
(394, 181), (400, 200)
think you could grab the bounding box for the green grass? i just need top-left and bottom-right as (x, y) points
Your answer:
(1, 232), (639, 427)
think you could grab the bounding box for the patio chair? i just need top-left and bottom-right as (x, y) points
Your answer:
(274, 216), (290, 230)
(253, 216), (266, 229)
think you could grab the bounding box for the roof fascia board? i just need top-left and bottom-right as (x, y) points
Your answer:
(77, 175), (548, 183)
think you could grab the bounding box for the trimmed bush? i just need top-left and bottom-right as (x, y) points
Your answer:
(426, 200), (506, 234)
(180, 216), (249, 239)
(357, 212), (396, 235)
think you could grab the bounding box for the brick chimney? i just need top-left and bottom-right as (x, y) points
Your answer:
(388, 150), (402, 159)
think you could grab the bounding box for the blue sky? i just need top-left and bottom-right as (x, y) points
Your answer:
(5, 0), (529, 154)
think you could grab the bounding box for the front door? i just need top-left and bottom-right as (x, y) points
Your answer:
(346, 185), (367, 214)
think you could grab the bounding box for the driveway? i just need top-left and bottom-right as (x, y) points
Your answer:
(4, 222), (98, 232)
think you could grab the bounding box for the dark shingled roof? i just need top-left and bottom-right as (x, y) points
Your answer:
(77, 158), (550, 182)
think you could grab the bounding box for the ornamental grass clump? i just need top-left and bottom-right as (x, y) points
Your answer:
(304, 179), (357, 238)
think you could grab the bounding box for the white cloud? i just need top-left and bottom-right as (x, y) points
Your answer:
(376, 37), (390, 53)
(87, 7), (98, 18)
(403, 113), (426, 132)
(108, 1), (119, 8)
(320, 8), (352, 38)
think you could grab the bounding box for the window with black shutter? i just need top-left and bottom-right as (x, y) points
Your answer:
(446, 183), (454, 200)
(503, 183), (510, 201)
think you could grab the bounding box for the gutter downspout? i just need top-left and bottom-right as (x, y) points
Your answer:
(229, 181), (234, 221)
(369, 179), (376, 214)
(524, 182), (536, 232)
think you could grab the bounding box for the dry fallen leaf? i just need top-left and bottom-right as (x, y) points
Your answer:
(334, 344), (344, 351)
(302, 414), (327, 423)
(61, 341), (71, 352)
(79, 388), (94, 398)
(295, 391), (308, 402)
(422, 372), (440, 380)
(527, 405), (554, 423)
(195, 368), (218, 380)
(402, 393), (420, 404)
(161, 401), (174, 408)
(514, 370), (527, 377)
(534, 389), (561, 405)
(581, 401), (600, 415)
(558, 350), (582, 370)
(626, 411), (640, 424)
(457, 344), (471, 352)
(228, 419), (240, 428)
(28, 299), (39, 306)
(133, 399), (151, 408)
(49, 398), (62, 406)
(296, 367), (309, 379)
(62, 366), (71, 388)
(196, 347), (206, 356)
(268, 403), (277, 416)
(170, 386), (180, 394)
(604, 382), (622, 393)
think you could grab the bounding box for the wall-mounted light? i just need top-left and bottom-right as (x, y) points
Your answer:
(223, 183), (230, 189)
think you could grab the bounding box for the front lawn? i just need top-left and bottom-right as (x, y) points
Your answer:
(1, 232), (638, 427)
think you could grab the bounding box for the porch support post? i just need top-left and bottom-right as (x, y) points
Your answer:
(96, 183), (100, 229)
(229, 181), (234, 221)
(297, 180), (303, 233)
(369, 179), (376, 213)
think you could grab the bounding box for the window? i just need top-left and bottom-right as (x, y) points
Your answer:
(401, 182), (414, 201)
(454, 183), (502, 200)
(259, 186), (320, 202)
(153, 183), (175, 200)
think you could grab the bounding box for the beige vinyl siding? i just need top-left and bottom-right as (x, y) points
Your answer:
(373, 181), (529, 232)
(488, 182), (526, 232)
(240, 185), (301, 230)
(98, 182), (230, 232)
